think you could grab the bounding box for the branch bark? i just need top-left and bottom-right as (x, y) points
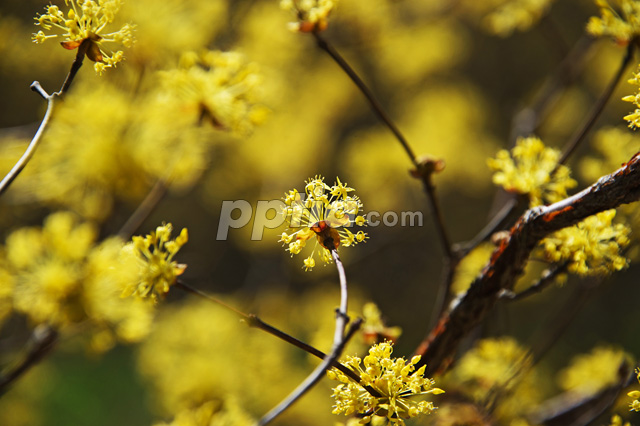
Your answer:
(414, 152), (640, 375)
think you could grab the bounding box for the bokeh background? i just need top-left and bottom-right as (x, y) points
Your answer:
(1, 0), (640, 425)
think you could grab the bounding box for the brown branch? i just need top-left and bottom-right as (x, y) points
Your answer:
(118, 179), (168, 239)
(0, 325), (58, 396)
(310, 31), (453, 259)
(558, 41), (635, 165)
(174, 280), (380, 397)
(510, 34), (594, 142)
(413, 152), (640, 376)
(499, 261), (569, 301)
(528, 360), (633, 426)
(257, 250), (354, 425)
(0, 40), (89, 197)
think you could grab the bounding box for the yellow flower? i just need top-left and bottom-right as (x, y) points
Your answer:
(154, 399), (254, 426)
(540, 210), (630, 276)
(622, 66), (640, 128)
(2, 212), (97, 326)
(587, 0), (640, 44)
(629, 370), (640, 411)
(280, 0), (336, 32)
(159, 50), (268, 136)
(83, 237), (155, 352)
(558, 345), (631, 396)
(32, 0), (134, 74)
(449, 337), (542, 423)
(120, 224), (188, 302)
(485, 0), (556, 37)
(327, 341), (443, 425)
(279, 176), (368, 271)
(608, 414), (631, 426)
(487, 136), (577, 206)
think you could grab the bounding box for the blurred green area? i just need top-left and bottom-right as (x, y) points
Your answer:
(1, 0), (640, 425)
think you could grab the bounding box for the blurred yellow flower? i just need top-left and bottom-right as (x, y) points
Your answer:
(160, 50), (269, 136)
(485, 0), (556, 37)
(327, 341), (443, 425)
(558, 345), (631, 396)
(0, 212), (155, 349)
(83, 237), (155, 352)
(449, 337), (542, 423)
(3, 211), (96, 326)
(488, 136), (577, 206)
(609, 414), (631, 426)
(279, 176), (368, 271)
(587, 0), (640, 45)
(280, 0), (336, 32)
(154, 399), (253, 426)
(32, 0), (134, 74)
(541, 210), (630, 276)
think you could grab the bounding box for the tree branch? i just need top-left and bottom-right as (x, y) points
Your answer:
(311, 31), (453, 259)
(0, 325), (58, 396)
(414, 152), (640, 375)
(257, 250), (355, 425)
(0, 41), (89, 197)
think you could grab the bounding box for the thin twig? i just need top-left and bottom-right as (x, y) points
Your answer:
(454, 196), (521, 258)
(509, 34), (594, 142)
(557, 41), (635, 165)
(257, 250), (353, 426)
(174, 280), (379, 396)
(530, 281), (595, 365)
(0, 41), (88, 197)
(311, 31), (453, 259)
(0, 325), (58, 396)
(499, 262), (569, 301)
(118, 179), (168, 239)
(0, 84), (55, 197)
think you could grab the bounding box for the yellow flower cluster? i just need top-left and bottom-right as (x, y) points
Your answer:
(154, 399), (253, 426)
(2, 211), (96, 326)
(487, 136), (577, 206)
(587, 0), (640, 44)
(485, 0), (556, 37)
(0, 211), (155, 351)
(622, 66), (640, 128)
(160, 50), (269, 136)
(32, 0), (134, 74)
(280, 0), (336, 32)
(541, 210), (630, 276)
(279, 176), (368, 271)
(558, 345), (631, 396)
(627, 369), (640, 411)
(121, 224), (188, 303)
(449, 337), (542, 423)
(327, 341), (443, 425)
